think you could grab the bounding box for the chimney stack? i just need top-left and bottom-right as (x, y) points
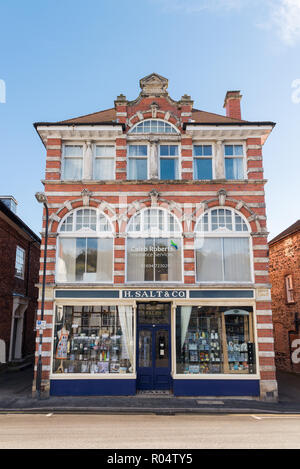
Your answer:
(223, 90), (242, 120)
(0, 195), (17, 214)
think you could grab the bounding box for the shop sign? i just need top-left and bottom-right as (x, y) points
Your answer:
(122, 290), (186, 299)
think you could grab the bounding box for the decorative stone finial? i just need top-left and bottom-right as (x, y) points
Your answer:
(140, 73), (169, 97)
(81, 188), (92, 206)
(218, 189), (227, 206)
(149, 189), (160, 206)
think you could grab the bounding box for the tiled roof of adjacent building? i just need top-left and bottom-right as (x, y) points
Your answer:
(269, 220), (300, 246)
(0, 200), (41, 244)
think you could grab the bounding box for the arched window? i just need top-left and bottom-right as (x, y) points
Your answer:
(129, 119), (179, 134)
(194, 208), (252, 283)
(126, 208), (183, 282)
(56, 208), (113, 283)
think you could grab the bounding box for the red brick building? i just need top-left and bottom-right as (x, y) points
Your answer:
(269, 220), (300, 373)
(0, 197), (40, 366)
(33, 73), (277, 400)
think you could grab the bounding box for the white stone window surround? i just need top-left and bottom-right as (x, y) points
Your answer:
(127, 143), (149, 180)
(223, 141), (247, 181)
(61, 144), (84, 181)
(125, 207), (184, 284)
(159, 144), (181, 180)
(128, 118), (180, 135)
(55, 207), (114, 284)
(93, 143), (116, 181)
(190, 139), (247, 181)
(192, 141), (215, 180)
(194, 207), (254, 284)
(126, 139), (182, 181)
(61, 141), (116, 181)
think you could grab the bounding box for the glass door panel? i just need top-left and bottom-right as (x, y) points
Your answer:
(138, 330), (152, 368)
(155, 329), (169, 368)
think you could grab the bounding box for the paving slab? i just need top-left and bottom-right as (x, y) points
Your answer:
(1, 366), (300, 414)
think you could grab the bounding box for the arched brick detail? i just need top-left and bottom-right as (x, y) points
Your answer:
(118, 195), (183, 235)
(48, 197), (117, 233)
(128, 110), (181, 131)
(191, 196), (262, 233)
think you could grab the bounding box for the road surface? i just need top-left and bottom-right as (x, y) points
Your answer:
(0, 413), (300, 449)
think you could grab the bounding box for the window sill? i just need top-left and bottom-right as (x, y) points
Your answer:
(55, 282), (114, 287)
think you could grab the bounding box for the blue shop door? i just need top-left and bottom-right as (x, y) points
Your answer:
(137, 324), (171, 391)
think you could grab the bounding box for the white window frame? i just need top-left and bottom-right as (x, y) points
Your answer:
(129, 119), (180, 135)
(127, 143), (149, 180)
(125, 207), (184, 284)
(56, 208), (114, 284)
(159, 143), (181, 180)
(194, 207), (254, 284)
(15, 246), (25, 279)
(193, 143), (215, 180)
(93, 144), (116, 180)
(50, 302), (137, 379)
(223, 142), (247, 181)
(285, 274), (295, 303)
(62, 144), (84, 181)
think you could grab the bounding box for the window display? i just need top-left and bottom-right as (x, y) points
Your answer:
(176, 306), (256, 375)
(52, 306), (134, 375)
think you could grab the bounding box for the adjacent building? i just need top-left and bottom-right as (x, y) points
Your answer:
(269, 220), (300, 373)
(0, 196), (41, 366)
(33, 73), (277, 400)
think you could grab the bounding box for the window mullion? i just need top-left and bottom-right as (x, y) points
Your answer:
(222, 237), (225, 281)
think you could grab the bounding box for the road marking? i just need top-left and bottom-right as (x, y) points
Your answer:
(249, 414), (300, 420)
(196, 400), (224, 405)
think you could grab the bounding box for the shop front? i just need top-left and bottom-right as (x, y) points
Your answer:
(50, 289), (260, 398)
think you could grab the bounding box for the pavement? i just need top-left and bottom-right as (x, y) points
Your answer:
(0, 365), (300, 414)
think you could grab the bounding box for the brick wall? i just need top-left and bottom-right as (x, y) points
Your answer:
(269, 231), (300, 372)
(0, 216), (40, 362)
(33, 91), (277, 399)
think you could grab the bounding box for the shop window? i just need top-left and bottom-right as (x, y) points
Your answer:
(126, 208), (183, 283)
(285, 274), (295, 303)
(176, 306), (256, 375)
(195, 208), (252, 283)
(52, 305), (134, 375)
(56, 208), (113, 283)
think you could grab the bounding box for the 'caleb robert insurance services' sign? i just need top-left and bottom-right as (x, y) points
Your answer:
(122, 290), (187, 299)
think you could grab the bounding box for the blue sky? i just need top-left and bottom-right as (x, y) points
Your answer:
(0, 0), (299, 239)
